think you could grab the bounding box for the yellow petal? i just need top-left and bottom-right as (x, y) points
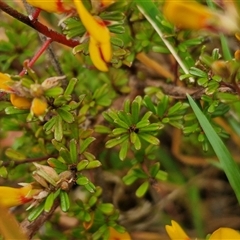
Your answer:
(210, 228), (240, 240)
(108, 227), (132, 240)
(165, 220), (190, 240)
(163, 0), (217, 30)
(31, 97), (48, 116)
(100, 41), (112, 63)
(0, 185), (34, 208)
(26, 0), (74, 13)
(0, 72), (14, 92)
(10, 94), (32, 110)
(89, 36), (109, 72)
(73, 0), (110, 44)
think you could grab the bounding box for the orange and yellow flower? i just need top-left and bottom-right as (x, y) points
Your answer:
(165, 220), (190, 240)
(26, 0), (75, 13)
(108, 227), (132, 240)
(163, 0), (218, 30)
(165, 220), (240, 240)
(0, 73), (48, 117)
(27, 0), (113, 71)
(0, 184), (39, 208)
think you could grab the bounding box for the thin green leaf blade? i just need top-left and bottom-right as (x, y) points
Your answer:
(187, 94), (240, 203)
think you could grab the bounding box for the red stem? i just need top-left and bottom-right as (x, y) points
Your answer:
(19, 38), (53, 76)
(31, 8), (42, 20)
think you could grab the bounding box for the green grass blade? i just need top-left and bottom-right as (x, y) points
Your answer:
(187, 94), (240, 203)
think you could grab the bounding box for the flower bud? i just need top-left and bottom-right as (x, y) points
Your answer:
(10, 94), (32, 109)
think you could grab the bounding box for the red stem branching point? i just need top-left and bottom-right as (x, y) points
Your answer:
(19, 38), (53, 76)
(30, 8), (42, 20)
(0, 1), (79, 48)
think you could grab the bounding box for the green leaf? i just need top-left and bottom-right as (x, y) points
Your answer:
(133, 168), (148, 178)
(69, 139), (78, 163)
(112, 127), (128, 136)
(28, 201), (45, 221)
(156, 95), (169, 117)
(76, 176), (89, 185)
(44, 192), (54, 213)
(141, 111), (152, 121)
(0, 101), (11, 111)
(168, 102), (183, 116)
(117, 111), (132, 126)
(136, 181), (149, 198)
(0, 166), (7, 178)
(77, 160), (89, 171)
(54, 115), (63, 141)
(122, 174), (138, 185)
(85, 160), (102, 169)
(131, 97), (141, 124)
(57, 108), (74, 123)
(155, 170), (168, 181)
(60, 191), (70, 212)
(133, 133), (142, 151)
(143, 95), (156, 113)
(43, 116), (57, 132)
(88, 196), (98, 207)
(138, 133), (160, 145)
(5, 106), (28, 115)
(44, 87), (64, 97)
(139, 123), (163, 132)
(59, 148), (72, 164)
(64, 78), (77, 96)
(94, 125), (111, 133)
(105, 134), (129, 148)
(98, 203), (114, 215)
(149, 163), (160, 177)
(189, 67), (207, 78)
(80, 137), (96, 154)
(135, 120), (150, 129)
(84, 182), (96, 193)
(114, 118), (129, 129)
(119, 139), (129, 160)
(5, 148), (26, 161)
(187, 94), (240, 203)
(47, 158), (68, 170)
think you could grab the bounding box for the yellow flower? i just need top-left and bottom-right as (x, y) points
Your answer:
(73, 0), (112, 71)
(89, 36), (110, 72)
(0, 72), (15, 92)
(26, 0), (75, 13)
(163, 0), (218, 30)
(0, 184), (38, 208)
(31, 97), (48, 116)
(165, 220), (190, 240)
(108, 227), (132, 240)
(209, 227), (240, 239)
(10, 93), (32, 110)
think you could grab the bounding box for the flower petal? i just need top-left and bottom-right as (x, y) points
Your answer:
(210, 228), (240, 239)
(89, 36), (109, 72)
(108, 227), (132, 240)
(31, 97), (48, 116)
(0, 73), (15, 93)
(10, 94), (32, 110)
(163, 0), (217, 30)
(0, 185), (34, 208)
(26, 0), (74, 13)
(73, 0), (110, 44)
(165, 220), (190, 240)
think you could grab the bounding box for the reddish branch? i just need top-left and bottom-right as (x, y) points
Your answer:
(0, 1), (79, 48)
